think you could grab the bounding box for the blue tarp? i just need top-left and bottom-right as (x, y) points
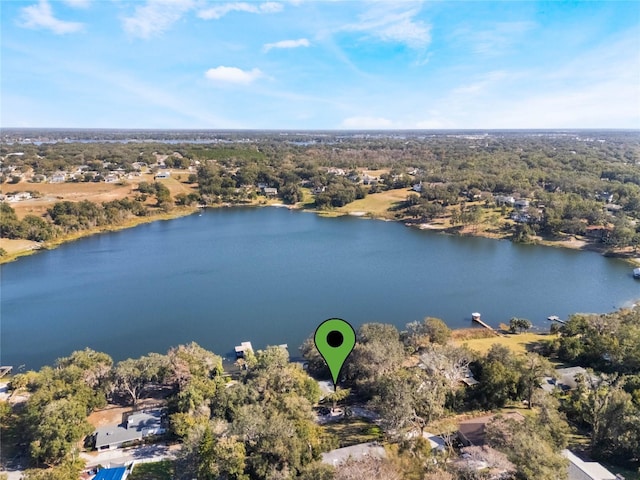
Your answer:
(93, 466), (126, 480)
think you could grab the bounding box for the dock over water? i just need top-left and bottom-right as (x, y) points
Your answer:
(471, 313), (499, 335)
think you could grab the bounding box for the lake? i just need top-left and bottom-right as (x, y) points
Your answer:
(1, 207), (638, 370)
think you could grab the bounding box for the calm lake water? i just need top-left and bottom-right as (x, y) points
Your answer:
(2, 207), (638, 369)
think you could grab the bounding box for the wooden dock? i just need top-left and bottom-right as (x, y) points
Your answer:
(471, 313), (499, 335)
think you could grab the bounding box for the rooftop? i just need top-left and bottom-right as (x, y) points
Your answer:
(562, 450), (617, 480)
(321, 442), (386, 466)
(458, 412), (525, 446)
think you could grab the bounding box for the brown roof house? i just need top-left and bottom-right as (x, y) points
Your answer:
(457, 412), (525, 446)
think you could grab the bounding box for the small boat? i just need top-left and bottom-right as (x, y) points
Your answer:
(634, 268), (640, 279)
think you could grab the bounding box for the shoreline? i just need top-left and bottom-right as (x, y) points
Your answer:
(2, 198), (639, 267)
(0, 206), (200, 265)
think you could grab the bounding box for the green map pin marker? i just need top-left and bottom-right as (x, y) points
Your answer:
(314, 318), (356, 390)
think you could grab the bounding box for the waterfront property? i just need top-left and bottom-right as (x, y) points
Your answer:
(93, 409), (166, 450)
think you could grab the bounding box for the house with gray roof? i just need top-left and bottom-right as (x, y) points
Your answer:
(93, 409), (166, 450)
(562, 450), (620, 480)
(541, 366), (593, 393)
(321, 442), (386, 466)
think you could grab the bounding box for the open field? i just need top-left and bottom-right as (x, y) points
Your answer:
(335, 188), (409, 217)
(2, 172), (197, 219)
(453, 332), (555, 356)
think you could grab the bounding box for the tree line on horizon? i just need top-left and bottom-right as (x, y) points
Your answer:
(1, 132), (640, 251)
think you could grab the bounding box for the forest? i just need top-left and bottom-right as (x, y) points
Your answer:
(1, 307), (638, 480)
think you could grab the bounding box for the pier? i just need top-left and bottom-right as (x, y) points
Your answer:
(471, 313), (499, 335)
(0, 366), (13, 378)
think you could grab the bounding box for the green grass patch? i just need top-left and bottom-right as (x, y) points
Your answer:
(453, 332), (553, 356)
(128, 460), (174, 480)
(322, 418), (383, 448)
(336, 189), (409, 217)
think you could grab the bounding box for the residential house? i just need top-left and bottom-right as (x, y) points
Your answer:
(263, 187), (278, 196)
(321, 442), (386, 466)
(514, 199), (530, 210)
(362, 174), (378, 185)
(540, 366), (591, 394)
(510, 211), (531, 223)
(7, 192), (32, 202)
(50, 172), (66, 183)
(584, 225), (613, 242)
(457, 412), (525, 446)
(154, 172), (170, 179)
(595, 192), (614, 203)
(562, 450), (620, 480)
(412, 182), (423, 193)
(104, 173), (119, 183)
(604, 204), (623, 215)
(405, 430), (447, 452)
(93, 409), (166, 450)
(494, 195), (515, 206)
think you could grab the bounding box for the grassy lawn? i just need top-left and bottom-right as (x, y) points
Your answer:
(322, 418), (383, 448)
(453, 332), (555, 356)
(128, 460), (174, 480)
(336, 188), (410, 217)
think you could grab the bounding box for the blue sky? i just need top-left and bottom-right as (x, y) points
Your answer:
(1, 0), (639, 129)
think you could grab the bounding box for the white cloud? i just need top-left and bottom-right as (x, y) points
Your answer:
(122, 0), (194, 39)
(198, 2), (283, 20)
(20, 0), (84, 34)
(263, 38), (310, 52)
(344, 4), (431, 49)
(205, 66), (264, 85)
(62, 0), (90, 8)
(341, 116), (393, 129)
